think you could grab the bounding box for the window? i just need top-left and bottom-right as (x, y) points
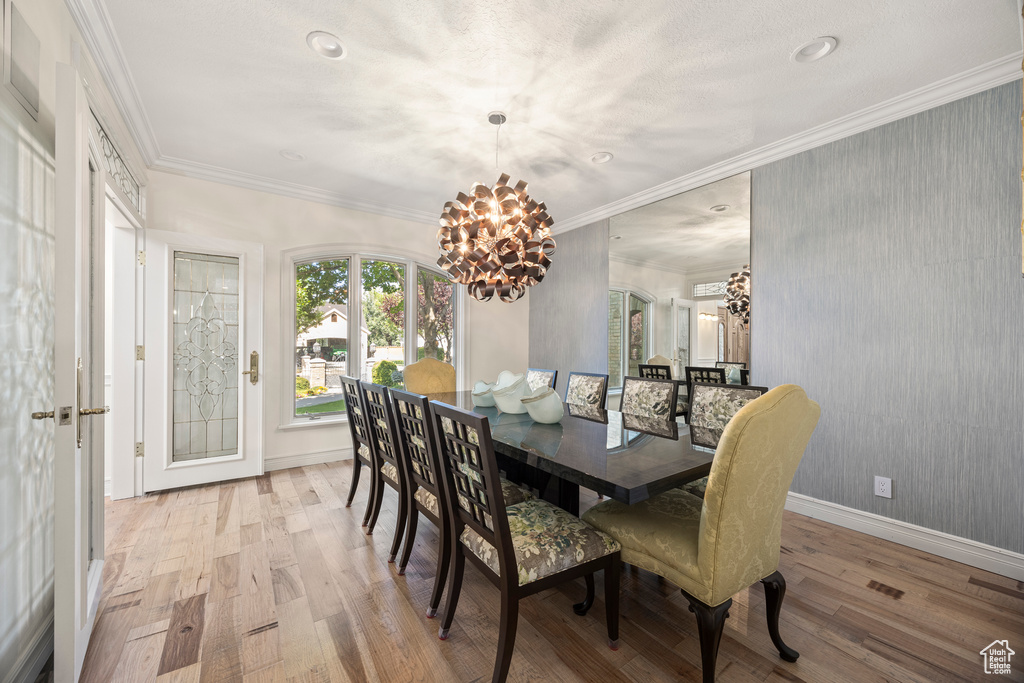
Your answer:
(608, 288), (652, 390)
(291, 252), (459, 423)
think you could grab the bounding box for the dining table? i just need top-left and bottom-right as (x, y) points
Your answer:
(426, 391), (715, 515)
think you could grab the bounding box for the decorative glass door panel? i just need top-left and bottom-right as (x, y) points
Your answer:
(172, 252), (240, 461)
(675, 304), (690, 378)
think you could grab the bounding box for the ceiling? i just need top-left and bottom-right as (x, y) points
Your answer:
(609, 172), (749, 274)
(97, 0), (1021, 227)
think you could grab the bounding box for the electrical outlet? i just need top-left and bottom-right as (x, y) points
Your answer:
(874, 475), (892, 499)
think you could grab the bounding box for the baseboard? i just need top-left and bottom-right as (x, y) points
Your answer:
(785, 492), (1024, 581)
(264, 447), (352, 472)
(104, 477), (111, 498)
(6, 614), (53, 683)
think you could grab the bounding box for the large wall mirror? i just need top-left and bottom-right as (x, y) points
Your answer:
(606, 171), (751, 405)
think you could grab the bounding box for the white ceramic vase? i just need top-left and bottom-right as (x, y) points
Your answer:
(471, 380), (496, 407)
(491, 372), (528, 413)
(521, 386), (564, 424)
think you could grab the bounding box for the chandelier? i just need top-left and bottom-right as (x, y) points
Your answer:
(725, 265), (750, 325)
(436, 113), (556, 302)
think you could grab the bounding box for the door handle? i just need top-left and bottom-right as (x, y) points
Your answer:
(76, 357), (110, 447)
(80, 407), (110, 416)
(241, 351), (259, 385)
(31, 410), (54, 420)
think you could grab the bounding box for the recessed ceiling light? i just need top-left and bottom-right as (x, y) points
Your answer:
(307, 31), (346, 60)
(610, 234), (622, 240)
(791, 36), (837, 63)
(591, 152), (614, 164)
(280, 150), (305, 161)
(710, 204), (730, 212)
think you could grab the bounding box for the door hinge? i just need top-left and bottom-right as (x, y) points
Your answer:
(136, 345), (145, 360)
(137, 250), (146, 266)
(135, 442), (145, 457)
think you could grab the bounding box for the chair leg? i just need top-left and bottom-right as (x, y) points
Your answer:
(346, 457), (361, 509)
(761, 571), (799, 662)
(388, 482), (408, 563)
(682, 591), (731, 683)
(365, 475), (385, 535)
(605, 559), (620, 650)
(438, 547), (465, 640)
(492, 589), (520, 683)
(426, 515), (451, 618)
(573, 573), (596, 616)
(398, 498), (420, 575)
(361, 466), (377, 527)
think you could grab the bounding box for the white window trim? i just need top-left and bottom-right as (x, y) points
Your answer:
(609, 285), (655, 391)
(280, 243), (465, 429)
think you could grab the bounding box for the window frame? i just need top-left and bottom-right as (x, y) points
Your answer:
(281, 245), (465, 429)
(608, 285), (654, 392)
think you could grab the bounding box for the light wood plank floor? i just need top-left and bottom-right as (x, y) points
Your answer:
(82, 461), (1024, 682)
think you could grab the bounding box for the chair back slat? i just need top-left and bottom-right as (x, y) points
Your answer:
(638, 364), (672, 380)
(429, 401), (512, 562)
(391, 388), (443, 499)
(361, 382), (402, 471)
(688, 382), (768, 449)
(684, 366), (727, 405)
(564, 371), (609, 409)
(620, 376), (679, 419)
(341, 376), (373, 459)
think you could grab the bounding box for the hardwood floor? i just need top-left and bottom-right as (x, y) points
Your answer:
(82, 461), (1024, 682)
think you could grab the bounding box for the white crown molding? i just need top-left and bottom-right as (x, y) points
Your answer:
(152, 155), (439, 225)
(786, 492), (1024, 581)
(64, 0), (161, 165)
(555, 52), (1024, 234)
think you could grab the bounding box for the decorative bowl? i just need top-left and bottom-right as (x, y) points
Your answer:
(491, 372), (528, 413)
(471, 380), (496, 407)
(521, 386), (564, 424)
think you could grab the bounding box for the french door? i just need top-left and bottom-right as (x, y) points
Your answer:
(671, 298), (693, 378)
(53, 63), (106, 682)
(143, 230), (263, 491)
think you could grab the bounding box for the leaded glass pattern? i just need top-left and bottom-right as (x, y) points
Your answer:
(92, 115), (141, 213)
(172, 252), (240, 461)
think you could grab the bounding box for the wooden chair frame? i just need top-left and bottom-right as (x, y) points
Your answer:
(361, 382), (408, 564)
(683, 366), (727, 412)
(638, 363), (672, 380)
(341, 376), (378, 527)
(430, 401), (620, 683)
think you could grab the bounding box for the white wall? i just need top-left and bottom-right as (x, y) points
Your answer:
(609, 259), (690, 365)
(146, 170), (530, 469)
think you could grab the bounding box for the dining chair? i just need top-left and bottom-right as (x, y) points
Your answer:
(361, 382), (409, 561)
(682, 382), (768, 498)
(430, 401), (622, 683)
(582, 385), (820, 683)
(645, 354), (674, 375)
(564, 371), (609, 409)
(715, 361), (748, 385)
(638, 363), (672, 380)
(620, 376), (679, 419)
(404, 357), (456, 394)
(682, 366), (727, 418)
(341, 376), (378, 526)
(526, 368), (558, 392)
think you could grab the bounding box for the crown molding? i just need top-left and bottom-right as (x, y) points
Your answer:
(64, 0), (161, 165)
(554, 52), (1024, 234)
(152, 155), (439, 225)
(608, 254), (689, 277)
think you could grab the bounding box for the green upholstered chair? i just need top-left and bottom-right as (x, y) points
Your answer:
(582, 385), (820, 683)
(404, 357), (456, 394)
(431, 401), (621, 683)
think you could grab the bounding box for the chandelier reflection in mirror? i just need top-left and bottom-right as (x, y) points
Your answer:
(436, 113), (556, 302)
(725, 265), (750, 325)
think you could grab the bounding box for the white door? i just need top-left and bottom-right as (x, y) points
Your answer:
(53, 63), (107, 682)
(671, 298), (693, 377)
(144, 230), (263, 491)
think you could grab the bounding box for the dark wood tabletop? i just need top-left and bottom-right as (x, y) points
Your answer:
(426, 391), (715, 512)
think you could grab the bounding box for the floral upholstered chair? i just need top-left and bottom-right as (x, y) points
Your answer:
(682, 382), (768, 498)
(680, 366), (727, 418)
(431, 401), (621, 683)
(620, 376), (679, 419)
(341, 376), (378, 527)
(404, 357), (456, 394)
(564, 372), (609, 409)
(526, 368), (558, 392)
(583, 385), (821, 683)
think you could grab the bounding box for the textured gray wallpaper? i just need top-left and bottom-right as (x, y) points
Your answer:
(753, 81), (1023, 554)
(529, 220), (610, 387)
